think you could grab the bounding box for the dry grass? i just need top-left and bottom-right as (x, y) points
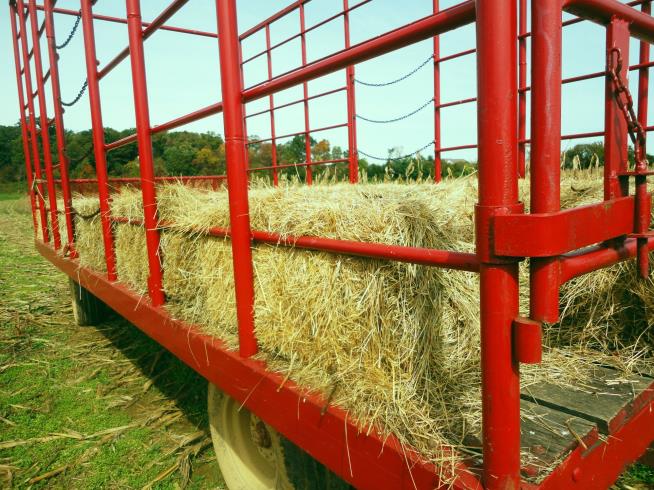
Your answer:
(68, 170), (652, 482)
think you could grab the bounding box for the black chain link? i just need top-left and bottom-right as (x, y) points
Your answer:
(61, 79), (88, 107)
(355, 54), (434, 87)
(356, 97), (434, 124)
(357, 141), (435, 162)
(56, 13), (81, 50)
(607, 47), (647, 165)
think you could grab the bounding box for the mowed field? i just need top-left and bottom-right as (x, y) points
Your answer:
(0, 190), (224, 488)
(0, 188), (652, 489)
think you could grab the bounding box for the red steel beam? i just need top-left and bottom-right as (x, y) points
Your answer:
(245, 87), (346, 119)
(264, 24), (279, 186)
(110, 216), (481, 272)
(300, 3), (312, 185)
(80, 0), (118, 281)
(36, 4), (217, 38)
(247, 123), (348, 146)
(239, 0), (310, 41)
(43, 0), (75, 250)
(16, 0), (49, 243)
(563, 0), (654, 43)
(215, 0), (258, 358)
(126, 0), (165, 307)
(36, 240), (482, 490)
(529, 0), (563, 324)
(433, 0), (442, 182)
(560, 236), (654, 282)
(242, 1), (476, 103)
(9, 2), (38, 236)
(495, 196), (636, 257)
(104, 102), (224, 152)
(98, 0), (190, 80)
(605, 19), (630, 201)
(517, 0), (527, 178)
(475, 0), (521, 487)
(343, 0), (359, 183)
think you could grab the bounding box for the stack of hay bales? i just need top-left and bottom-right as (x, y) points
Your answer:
(69, 170), (652, 476)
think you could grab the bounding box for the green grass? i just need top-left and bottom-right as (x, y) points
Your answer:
(0, 197), (223, 489)
(0, 182), (26, 201)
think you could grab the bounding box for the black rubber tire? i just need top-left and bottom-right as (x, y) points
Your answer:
(69, 278), (110, 326)
(280, 436), (353, 490)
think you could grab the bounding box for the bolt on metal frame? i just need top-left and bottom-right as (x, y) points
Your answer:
(8, 0), (654, 488)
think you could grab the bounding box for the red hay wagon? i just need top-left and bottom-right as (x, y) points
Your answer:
(8, 0), (654, 488)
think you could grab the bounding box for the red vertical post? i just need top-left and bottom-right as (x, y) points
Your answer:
(80, 0), (118, 281)
(636, 1), (650, 278)
(126, 0), (165, 306)
(43, 0), (75, 251)
(27, 0), (61, 250)
(530, 0), (562, 323)
(9, 3), (38, 235)
(517, 0), (527, 178)
(299, 3), (313, 185)
(475, 0), (521, 488)
(215, 0), (258, 358)
(343, 0), (358, 183)
(16, 0), (49, 243)
(433, 0), (442, 182)
(265, 24), (279, 186)
(604, 18), (630, 201)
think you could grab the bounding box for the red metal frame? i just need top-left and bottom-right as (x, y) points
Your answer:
(9, 0), (654, 488)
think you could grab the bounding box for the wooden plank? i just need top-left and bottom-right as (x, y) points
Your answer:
(520, 399), (596, 480)
(521, 366), (654, 434)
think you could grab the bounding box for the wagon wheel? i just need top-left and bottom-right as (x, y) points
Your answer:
(69, 278), (109, 326)
(207, 383), (352, 490)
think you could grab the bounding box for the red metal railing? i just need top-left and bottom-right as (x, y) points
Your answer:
(9, 0), (654, 488)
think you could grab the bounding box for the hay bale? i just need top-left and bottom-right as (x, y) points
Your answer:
(70, 172), (652, 476)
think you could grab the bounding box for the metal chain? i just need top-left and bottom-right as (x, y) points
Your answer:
(357, 141), (435, 162)
(61, 79), (88, 107)
(56, 12), (81, 49)
(607, 47), (647, 165)
(355, 54), (434, 87)
(356, 97), (434, 124)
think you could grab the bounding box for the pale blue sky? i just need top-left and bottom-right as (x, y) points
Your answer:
(1, 0), (651, 163)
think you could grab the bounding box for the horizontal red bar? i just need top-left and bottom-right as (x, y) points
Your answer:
(247, 158), (348, 172)
(435, 47), (476, 64)
(105, 102), (224, 152)
(110, 216), (480, 272)
(36, 5), (217, 38)
(563, 0), (654, 43)
(241, 0), (372, 65)
(560, 236), (654, 282)
(242, 1), (476, 103)
(247, 122), (347, 145)
(494, 196), (636, 257)
(245, 87), (346, 119)
(239, 0), (311, 41)
(436, 96), (477, 109)
(59, 175), (227, 185)
(437, 143), (478, 153)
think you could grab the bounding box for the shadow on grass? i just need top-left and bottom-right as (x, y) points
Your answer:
(89, 307), (210, 431)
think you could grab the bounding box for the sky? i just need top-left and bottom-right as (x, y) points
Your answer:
(0, 0), (652, 165)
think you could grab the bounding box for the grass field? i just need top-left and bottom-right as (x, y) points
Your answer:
(0, 194), (224, 488)
(0, 190), (652, 489)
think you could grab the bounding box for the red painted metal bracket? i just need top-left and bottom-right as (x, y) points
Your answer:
(512, 317), (542, 364)
(494, 196), (636, 257)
